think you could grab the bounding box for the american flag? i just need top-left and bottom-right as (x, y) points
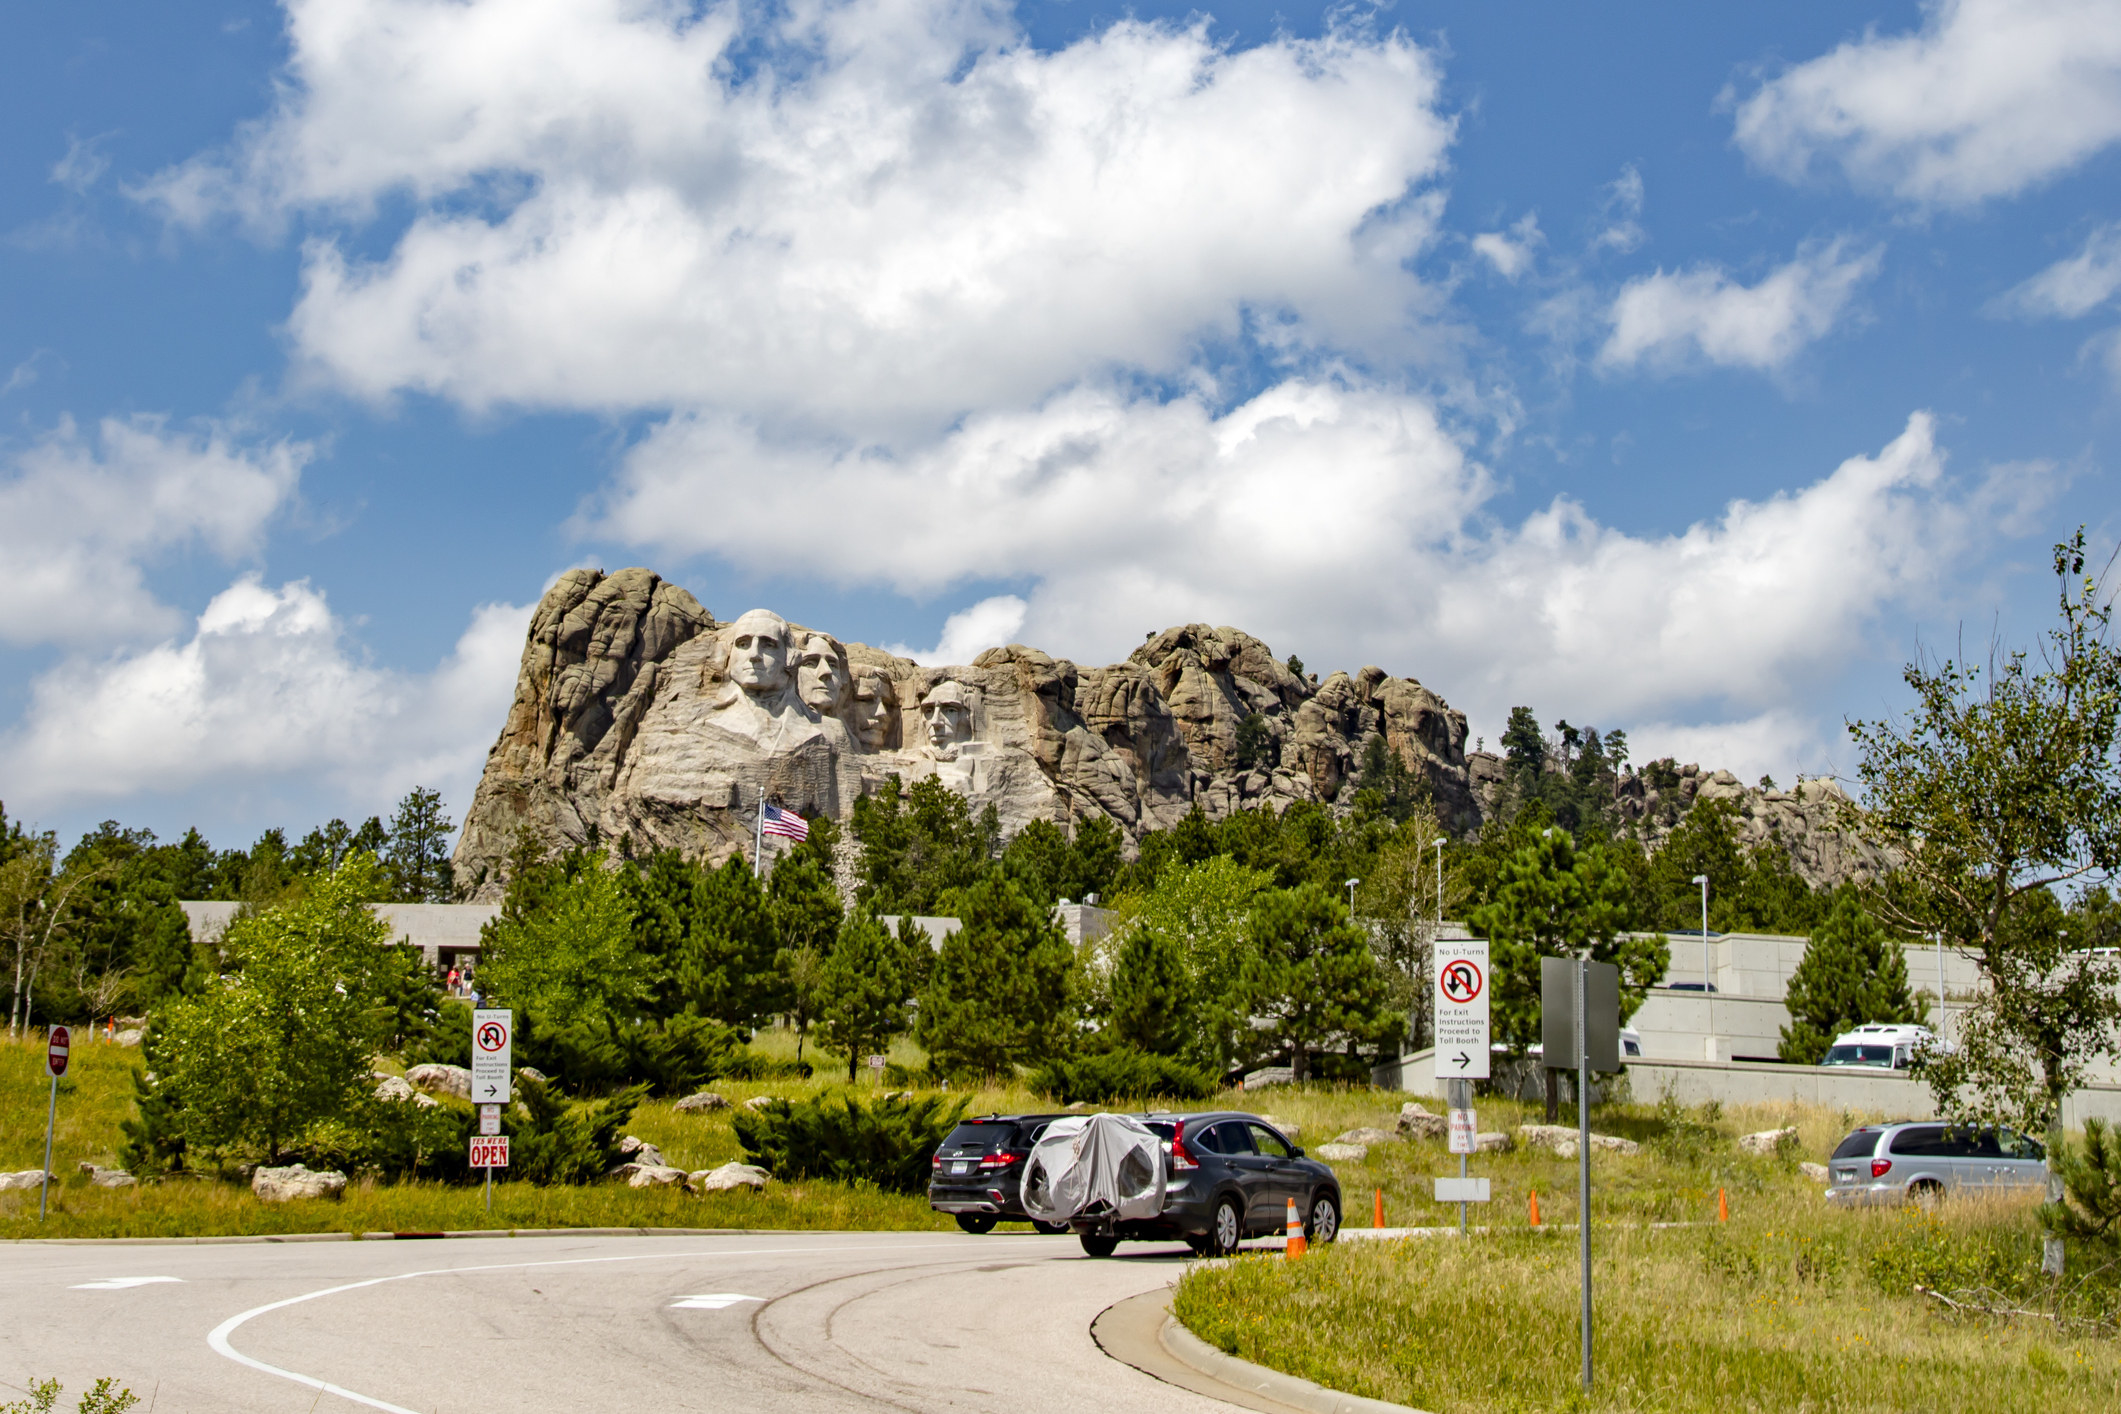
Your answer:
(762, 802), (810, 842)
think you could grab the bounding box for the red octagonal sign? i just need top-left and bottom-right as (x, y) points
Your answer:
(46, 1024), (71, 1079)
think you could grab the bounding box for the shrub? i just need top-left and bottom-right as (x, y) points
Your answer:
(286, 1093), (471, 1181)
(514, 1011), (740, 1097)
(1031, 1048), (1216, 1105)
(721, 1050), (815, 1081)
(504, 1074), (643, 1185)
(732, 1091), (969, 1193)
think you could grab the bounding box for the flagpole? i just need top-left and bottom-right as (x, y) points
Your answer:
(754, 787), (765, 878)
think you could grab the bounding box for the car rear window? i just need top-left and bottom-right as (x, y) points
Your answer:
(942, 1122), (1019, 1153)
(1831, 1129), (1881, 1160)
(1824, 1044), (1895, 1066)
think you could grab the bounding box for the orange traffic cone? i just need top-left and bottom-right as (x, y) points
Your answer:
(1374, 1188), (1385, 1230)
(1718, 1187), (1730, 1223)
(1528, 1189), (1541, 1227)
(1285, 1198), (1306, 1259)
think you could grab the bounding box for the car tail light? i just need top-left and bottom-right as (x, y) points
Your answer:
(1871, 1158), (1893, 1179)
(978, 1151), (1025, 1170)
(1170, 1121), (1198, 1171)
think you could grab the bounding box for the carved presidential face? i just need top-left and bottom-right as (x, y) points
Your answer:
(921, 682), (976, 757)
(852, 670), (897, 750)
(796, 634), (848, 712)
(726, 610), (790, 694)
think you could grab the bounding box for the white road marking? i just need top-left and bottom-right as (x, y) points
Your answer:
(669, 1292), (762, 1309)
(207, 1237), (1043, 1411)
(73, 1276), (184, 1290)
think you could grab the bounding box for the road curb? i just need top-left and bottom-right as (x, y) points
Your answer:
(1093, 1287), (1429, 1414)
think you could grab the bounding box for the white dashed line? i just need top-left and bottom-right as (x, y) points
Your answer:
(669, 1293), (762, 1310)
(73, 1276), (184, 1290)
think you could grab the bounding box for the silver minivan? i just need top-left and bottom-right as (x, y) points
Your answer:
(1824, 1121), (2047, 1205)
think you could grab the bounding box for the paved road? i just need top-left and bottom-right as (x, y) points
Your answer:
(0, 1229), (1249, 1413)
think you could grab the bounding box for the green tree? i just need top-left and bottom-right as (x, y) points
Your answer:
(1778, 893), (1920, 1063)
(1848, 531), (2121, 1143)
(1467, 827), (1664, 1060)
(673, 856), (784, 1030)
(1240, 884), (1400, 1082)
(1109, 854), (1272, 1070)
(916, 871), (1076, 1077)
(1234, 712), (1276, 770)
(477, 850), (648, 1028)
(815, 909), (918, 1081)
(1501, 706), (1546, 778)
(150, 854), (393, 1160)
(383, 787), (457, 902)
(850, 774), (1000, 913)
(768, 851), (843, 1061)
(1104, 923), (1193, 1057)
(999, 816), (1121, 909)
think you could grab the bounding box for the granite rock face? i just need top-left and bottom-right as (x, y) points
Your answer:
(455, 569), (1477, 897)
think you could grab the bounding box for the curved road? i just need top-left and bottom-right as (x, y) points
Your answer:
(0, 1229), (1255, 1412)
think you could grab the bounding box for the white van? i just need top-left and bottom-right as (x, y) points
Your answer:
(1819, 1023), (1937, 1070)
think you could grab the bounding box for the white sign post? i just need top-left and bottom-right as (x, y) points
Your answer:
(471, 1009), (512, 1103)
(471, 1009), (512, 1212)
(1434, 940), (1491, 1234)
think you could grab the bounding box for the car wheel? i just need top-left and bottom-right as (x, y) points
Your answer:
(1079, 1233), (1120, 1258)
(1307, 1191), (1341, 1246)
(955, 1212), (999, 1235)
(1204, 1196), (1243, 1259)
(1031, 1219), (1068, 1235)
(1908, 1180), (1945, 1211)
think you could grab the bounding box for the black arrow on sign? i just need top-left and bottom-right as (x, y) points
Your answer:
(1452, 1051), (1473, 1070)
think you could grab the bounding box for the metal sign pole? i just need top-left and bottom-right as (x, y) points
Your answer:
(40, 1072), (57, 1223)
(1578, 953), (1592, 1393)
(485, 1163), (493, 1213)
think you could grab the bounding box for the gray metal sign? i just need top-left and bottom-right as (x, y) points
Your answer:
(1541, 956), (1621, 1074)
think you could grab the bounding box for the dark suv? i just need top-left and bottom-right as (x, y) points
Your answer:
(1067, 1110), (1342, 1259)
(928, 1113), (1072, 1233)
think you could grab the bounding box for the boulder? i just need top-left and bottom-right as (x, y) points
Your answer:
(1333, 1127), (1397, 1148)
(405, 1064), (473, 1100)
(1738, 1126), (1799, 1157)
(1473, 1132), (1512, 1154)
(373, 1074), (440, 1108)
(1254, 1115), (1300, 1142)
(1396, 1104), (1449, 1140)
(517, 1066), (548, 1083)
(112, 1029), (143, 1047)
(691, 1161), (770, 1193)
(0, 1170), (52, 1192)
(75, 1162), (135, 1189)
(615, 1163), (688, 1188)
(251, 1164), (348, 1202)
(1800, 1162), (1830, 1183)
(1518, 1125), (1640, 1156)
(673, 1090), (729, 1114)
(743, 1095), (779, 1112)
(1314, 1143), (1368, 1162)
(616, 1136), (667, 1169)
(1243, 1066), (1295, 1090)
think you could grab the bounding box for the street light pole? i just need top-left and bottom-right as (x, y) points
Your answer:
(1692, 874), (1711, 1053)
(1345, 878), (1359, 914)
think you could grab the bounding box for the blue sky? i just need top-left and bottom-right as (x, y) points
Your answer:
(3, 0), (2117, 852)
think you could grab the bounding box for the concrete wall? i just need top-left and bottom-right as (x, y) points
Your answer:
(1372, 1046), (2121, 1128)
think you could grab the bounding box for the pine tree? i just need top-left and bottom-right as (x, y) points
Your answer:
(1779, 893), (1919, 1063)
(816, 910), (918, 1081)
(1105, 924), (1193, 1056)
(383, 787), (456, 902)
(671, 856), (783, 1031)
(768, 852), (843, 1060)
(1240, 884), (1400, 1082)
(916, 871), (1075, 1078)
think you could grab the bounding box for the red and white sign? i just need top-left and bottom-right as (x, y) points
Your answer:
(479, 1103), (501, 1136)
(469, 1135), (510, 1169)
(1448, 1108), (1477, 1155)
(46, 1025), (70, 1079)
(1433, 939), (1491, 1080)
(471, 1008), (512, 1103)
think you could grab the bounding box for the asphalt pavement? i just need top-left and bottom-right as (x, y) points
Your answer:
(0, 1228), (1259, 1413)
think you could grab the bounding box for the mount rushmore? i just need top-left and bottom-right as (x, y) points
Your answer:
(452, 566), (1876, 898)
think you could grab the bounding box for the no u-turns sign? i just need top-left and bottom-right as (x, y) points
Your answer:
(1434, 939), (1490, 1079)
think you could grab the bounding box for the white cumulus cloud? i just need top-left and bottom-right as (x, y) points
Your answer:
(0, 416), (310, 648)
(144, 0), (1456, 438)
(1597, 240), (1880, 374)
(1471, 214), (1543, 281)
(885, 595), (1030, 666)
(600, 378), (1987, 755)
(1991, 222), (2121, 319)
(1732, 0), (2121, 207)
(4, 576), (531, 819)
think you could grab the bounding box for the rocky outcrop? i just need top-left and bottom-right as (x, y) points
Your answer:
(454, 570), (1477, 896)
(1738, 1126), (1800, 1156)
(77, 1162), (135, 1188)
(1518, 1125), (1640, 1157)
(673, 1091), (729, 1114)
(252, 1164), (347, 1201)
(690, 1161), (770, 1193)
(0, 1170), (53, 1191)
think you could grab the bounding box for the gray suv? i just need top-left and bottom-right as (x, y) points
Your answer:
(1824, 1121), (2047, 1206)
